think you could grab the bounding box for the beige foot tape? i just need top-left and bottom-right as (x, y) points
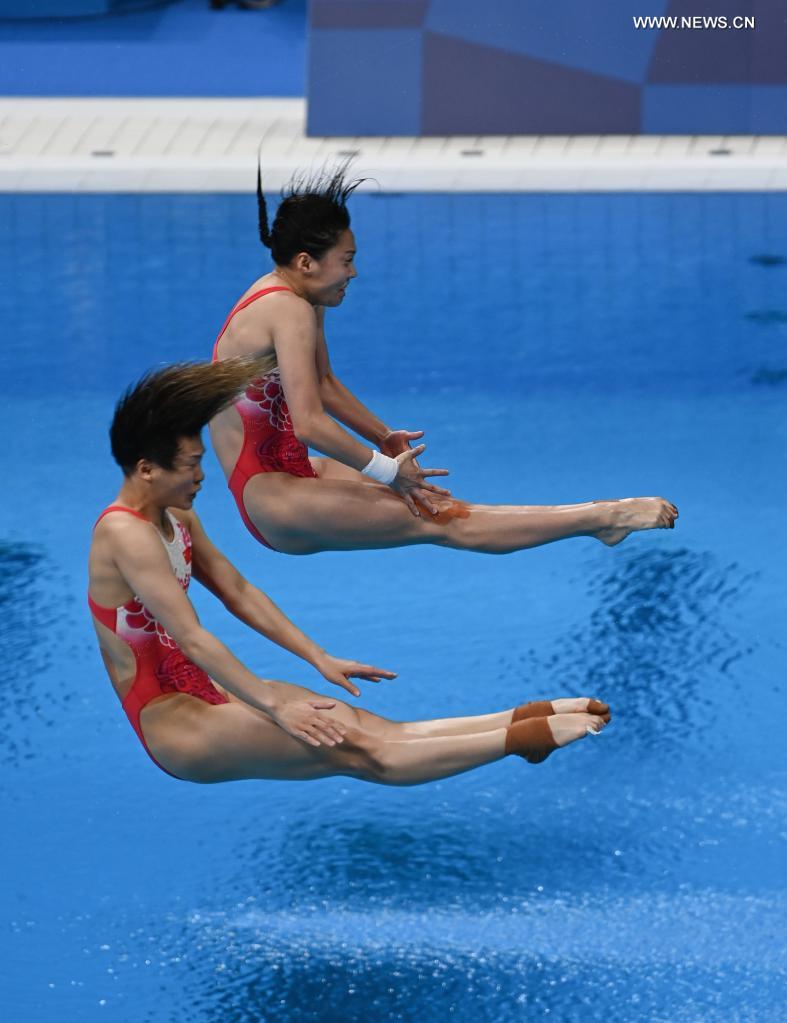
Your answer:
(511, 700), (554, 722)
(504, 717), (558, 764)
(512, 698), (610, 723)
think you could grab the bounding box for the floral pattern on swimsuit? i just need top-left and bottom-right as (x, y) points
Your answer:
(244, 369), (292, 431)
(237, 368), (318, 479)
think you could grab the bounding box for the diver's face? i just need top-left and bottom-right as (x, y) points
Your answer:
(152, 436), (205, 510)
(308, 229), (357, 306)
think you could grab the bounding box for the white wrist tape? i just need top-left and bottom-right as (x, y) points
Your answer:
(361, 449), (398, 485)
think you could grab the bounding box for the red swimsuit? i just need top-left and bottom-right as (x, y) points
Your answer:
(212, 286), (318, 550)
(88, 505), (228, 777)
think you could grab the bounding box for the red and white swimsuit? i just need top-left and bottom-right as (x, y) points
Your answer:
(212, 286), (318, 549)
(88, 505), (228, 776)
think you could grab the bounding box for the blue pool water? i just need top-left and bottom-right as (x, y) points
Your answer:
(1, 193), (785, 1022)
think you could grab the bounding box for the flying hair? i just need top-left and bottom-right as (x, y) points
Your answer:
(257, 162), (272, 248)
(256, 158), (365, 266)
(110, 357), (265, 475)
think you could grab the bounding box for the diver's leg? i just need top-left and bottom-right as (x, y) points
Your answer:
(243, 471), (678, 556)
(143, 692), (608, 786)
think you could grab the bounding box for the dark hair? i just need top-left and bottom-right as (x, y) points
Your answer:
(110, 358), (262, 475)
(257, 162), (363, 266)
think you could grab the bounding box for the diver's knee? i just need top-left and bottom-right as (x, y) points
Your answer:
(338, 726), (388, 781)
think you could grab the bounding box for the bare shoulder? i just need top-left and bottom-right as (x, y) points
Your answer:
(93, 511), (164, 563)
(266, 288), (316, 324)
(94, 509), (150, 542)
(89, 512), (161, 589)
(223, 284), (314, 356)
(237, 275), (311, 319)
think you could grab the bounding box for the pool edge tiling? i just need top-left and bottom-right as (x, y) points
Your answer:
(0, 98), (786, 192)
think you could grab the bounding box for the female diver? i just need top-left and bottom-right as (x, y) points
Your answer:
(88, 360), (610, 783)
(209, 167), (678, 555)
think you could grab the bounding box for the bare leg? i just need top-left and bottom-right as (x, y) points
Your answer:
(243, 462), (678, 555)
(142, 688), (608, 787)
(351, 693), (606, 740)
(349, 704), (511, 739)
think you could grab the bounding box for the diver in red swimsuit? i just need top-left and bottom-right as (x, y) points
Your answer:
(88, 360), (611, 782)
(210, 167), (678, 555)
(212, 287), (317, 548)
(88, 504), (229, 776)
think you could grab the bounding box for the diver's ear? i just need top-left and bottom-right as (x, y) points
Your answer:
(135, 458), (156, 482)
(293, 251), (315, 274)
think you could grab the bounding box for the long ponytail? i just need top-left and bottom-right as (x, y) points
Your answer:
(257, 161), (272, 248)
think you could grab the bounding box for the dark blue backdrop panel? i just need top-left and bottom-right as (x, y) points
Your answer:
(308, 0), (787, 135)
(425, 0), (667, 83)
(307, 27), (422, 135)
(750, 88), (787, 132)
(642, 85), (752, 134)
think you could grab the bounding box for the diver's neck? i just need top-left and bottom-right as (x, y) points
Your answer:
(271, 266), (314, 305)
(115, 482), (170, 532)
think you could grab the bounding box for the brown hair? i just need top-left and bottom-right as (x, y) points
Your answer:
(110, 357), (261, 474)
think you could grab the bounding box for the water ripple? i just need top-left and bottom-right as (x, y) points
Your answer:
(752, 366), (787, 386)
(744, 309), (787, 325)
(122, 892), (787, 1023)
(749, 254), (786, 267)
(0, 541), (69, 764)
(527, 548), (758, 754)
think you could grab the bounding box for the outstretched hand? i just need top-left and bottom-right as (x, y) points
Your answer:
(380, 429), (425, 458)
(391, 443), (451, 517)
(315, 654), (397, 698)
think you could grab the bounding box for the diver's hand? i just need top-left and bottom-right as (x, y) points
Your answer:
(380, 429), (424, 458)
(265, 681), (346, 747)
(391, 444), (451, 517)
(314, 654), (397, 698)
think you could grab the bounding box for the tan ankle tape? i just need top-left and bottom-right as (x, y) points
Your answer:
(511, 700), (554, 723)
(505, 717), (558, 764)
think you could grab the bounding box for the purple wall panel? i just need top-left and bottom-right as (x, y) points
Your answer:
(648, 0), (754, 82)
(752, 0), (787, 82)
(311, 1), (428, 30)
(421, 33), (640, 135)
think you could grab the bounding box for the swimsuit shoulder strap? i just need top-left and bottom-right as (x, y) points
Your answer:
(93, 504), (150, 529)
(212, 286), (293, 360)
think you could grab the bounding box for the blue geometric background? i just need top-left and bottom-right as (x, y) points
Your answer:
(308, 0), (787, 135)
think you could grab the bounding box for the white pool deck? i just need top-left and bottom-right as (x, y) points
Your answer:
(0, 98), (785, 192)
